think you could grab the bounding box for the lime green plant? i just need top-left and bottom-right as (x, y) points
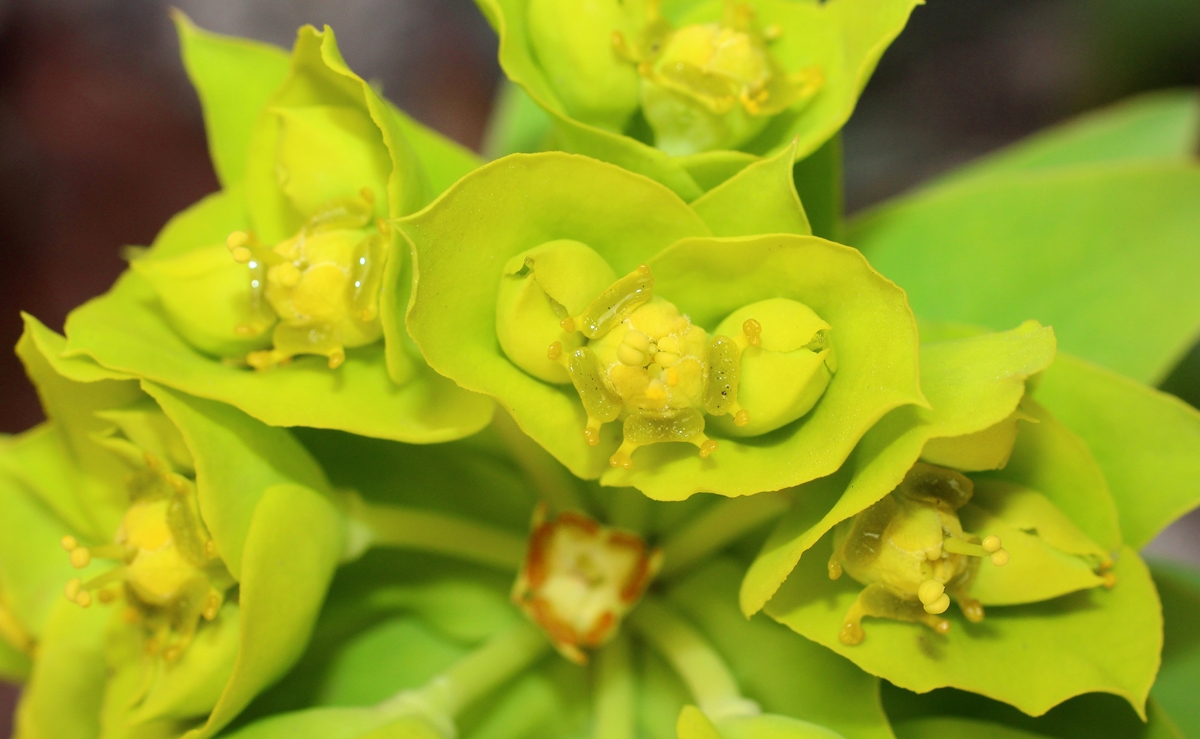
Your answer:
(59, 16), (494, 444)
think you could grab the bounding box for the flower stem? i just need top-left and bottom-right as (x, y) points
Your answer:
(492, 409), (589, 514)
(628, 597), (758, 721)
(658, 492), (791, 579)
(383, 620), (550, 723)
(349, 497), (527, 571)
(592, 633), (635, 739)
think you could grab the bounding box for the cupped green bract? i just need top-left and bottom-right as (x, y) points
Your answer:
(10, 317), (346, 739)
(62, 16), (493, 444)
(402, 151), (922, 500)
(478, 0), (920, 198)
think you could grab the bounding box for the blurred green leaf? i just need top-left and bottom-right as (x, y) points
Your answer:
(767, 545), (1161, 718)
(1149, 560), (1200, 737)
(893, 717), (1049, 739)
(1034, 353), (1200, 550)
(851, 164), (1200, 385)
(482, 80), (555, 160)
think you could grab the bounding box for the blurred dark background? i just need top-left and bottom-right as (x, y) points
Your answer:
(0, 0), (1197, 734)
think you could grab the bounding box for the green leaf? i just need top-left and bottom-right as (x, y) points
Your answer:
(740, 322), (1055, 616)
(767, 545), (1161, 718)
(892, 717), (1048, 739)
(676, 151), (763, 193)
(0, 423), (96, 561)
(670, 560), (892, 739)
(143, 383), (330, 579)
(173, 12), (291, 188)
(690, 141), (811, 237)
(390, 110), (483, 199)
(602, 234), (923, 499)
(221, 706), (409, 739)
(940, 90), (1200, 186)
(184, 483), (345, 739)
(1033, 352), (1200, 550)
(13, 598), (109, 739)
(64, 271), (494, 445)
(851, 163), (1200, 384)
(1149, 560), (1200, 738)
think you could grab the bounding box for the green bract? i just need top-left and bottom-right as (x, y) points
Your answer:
(743, 323), (1164, 717)
(9, 317), (344, 739)
(478, 0), (920, 197)
(402, 151), (923, 499)
(60, 17), (494, 444)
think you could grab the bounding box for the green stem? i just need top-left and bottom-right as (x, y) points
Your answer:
(659, 492), (791, 579)
(592, 633), (635, 739)
(492, 409), (589, 514)
(350, 498), (527, 571)
(628, 597), (757, 721)
(385, 620), (550, 721)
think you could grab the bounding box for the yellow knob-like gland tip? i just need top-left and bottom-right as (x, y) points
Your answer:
(989, 548), (1010, 567)
(203, 593), (222, 620)
(839, 621), (865, 646)
(734, 409), (750, 427)
(226, 231), (250, 250)
(699, 439), (718, 459)
(742, 318), (762, 347)
(583, 427), (601, 447)
(61, 535), (78, 551)
(230, 246), (253, 264)
(924, 593), (951, 615)
(636, 264), (651, 276)
(982, 535), (1002, 553)
(75, 591), (93, 608)
(69, 547), (91, 569)
(827, 560), (843, 580)
(375, 218), (391, 237)
(917, 580), (945, 606)
(610, 451), (634, 469)
(327, 349), (346, 370)
(560, 317), (577, 333)
(1102, 572), (1117, 589)
(547, 341), (563, 361)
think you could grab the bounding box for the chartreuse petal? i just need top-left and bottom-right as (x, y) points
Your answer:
(939, 89), (1200, 187)
(767, 545), (1160, 717)
(1149, 560), (1200, 736)
(173, 12), (290, 188)
(64, 271), (494, 444)
(881, 683), (1184, 739)
(0, 429), (82, 644)
(1034, 352), (1200, 550)
(850, 163), (1200, 385)
(183, 483), (345, 739)
(740, 322), (1055, 616)
(602, 234), (922, 499)
(477, 0), (919, 196)
(670, 559), (891, 739)
(404, 153), (710, 479)
(690, 141), (811, 237)
(13, 598), (109, 739)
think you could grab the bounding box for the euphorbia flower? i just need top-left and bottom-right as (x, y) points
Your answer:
(478, 0), (921, 197)
(403, 149), (924, 499)
(740, 322), (1161, 718)
(9, 317), (345, 739)
(59, 16), (494, 444)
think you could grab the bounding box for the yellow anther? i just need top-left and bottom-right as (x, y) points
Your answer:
(742, 318), (762, 347)
(226, 231), (250, 250)
(327, 348), (346, 369)
(699, 439), (718, 459)
(665, 366), (680, 387)
(917, 580), (945, 606)
(76, 591), (92, 608)
(924, 593), (950, 615)
(98, 589), (116, 604)
(230, 246), (252, 264)
(990, 548), (1010, 567)
(61, 535), (78, 551)
(547, 341), (563, 361)
(70, 547), (91, 569)
(734, 409), (750, 427)
(1102, 572), (1117, 589)
(982, 535), (1002, 553)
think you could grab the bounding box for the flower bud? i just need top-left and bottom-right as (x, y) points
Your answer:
(527, 0), (641, 132)
(709, 298), (834, 437)
(496, 239), (617, 383)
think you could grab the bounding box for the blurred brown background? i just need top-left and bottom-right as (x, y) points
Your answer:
(0, 0), (1197, 734)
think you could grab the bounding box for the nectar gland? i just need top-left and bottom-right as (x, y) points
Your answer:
(512, 505), (661, 664)
(828, 463), (1009, 645)
(543, 263), (761, 469)
(226, 187), (389, 370)
(61, 453), (233, 661)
